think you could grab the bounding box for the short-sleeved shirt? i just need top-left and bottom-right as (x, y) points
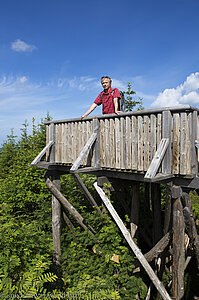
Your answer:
(94, 87), (121, 114)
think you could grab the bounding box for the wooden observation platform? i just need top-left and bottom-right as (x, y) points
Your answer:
(31, 105), (199, 300)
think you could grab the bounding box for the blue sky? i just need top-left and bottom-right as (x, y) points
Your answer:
(1, 0), (199, 144)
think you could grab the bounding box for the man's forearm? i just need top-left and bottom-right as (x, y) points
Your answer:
(114, 98), (119, 114)
(81, 103), (97, 119)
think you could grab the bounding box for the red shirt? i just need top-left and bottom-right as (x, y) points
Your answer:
(94, 87), (121, 114)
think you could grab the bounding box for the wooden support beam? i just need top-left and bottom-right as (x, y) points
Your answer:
(72, 173), (102, 214)
(94, 182), (172, 300)
(172, 186), (185, 300)
(151, 184), (162, 245)
(45, 174), (90, 232)
(51, 172), (61, 265)
(30, 140), (54, 166)
(144, 138), (169, 179)
(130, 183), (140, 238)
(63, 212), (74, 233)
(133, 231), (171, 270)
(70, 132), (97, 171)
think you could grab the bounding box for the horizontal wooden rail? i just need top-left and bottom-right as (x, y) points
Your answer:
(45, 106), (199, 177)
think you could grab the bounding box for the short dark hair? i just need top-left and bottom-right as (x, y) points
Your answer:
(101, 76), (112, 83)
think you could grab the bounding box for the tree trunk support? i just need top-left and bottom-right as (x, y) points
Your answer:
(172, 185), (185, 300)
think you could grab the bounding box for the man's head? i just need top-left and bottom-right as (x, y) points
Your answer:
(101, 76), (112, 91)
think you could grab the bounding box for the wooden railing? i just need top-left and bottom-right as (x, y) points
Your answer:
(45, 105), (199, 177)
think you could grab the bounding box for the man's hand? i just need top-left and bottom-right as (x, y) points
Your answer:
(115, 110), (122, 115)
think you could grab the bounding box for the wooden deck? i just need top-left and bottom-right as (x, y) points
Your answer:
(32, 105), (199, 187)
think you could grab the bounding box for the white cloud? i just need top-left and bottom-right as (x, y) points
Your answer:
(11, 39), (37, 52)
(152, 72), (199, 108)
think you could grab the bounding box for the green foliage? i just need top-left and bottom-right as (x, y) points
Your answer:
(123, 82), (144, 112)
(0, 258), (59, 299)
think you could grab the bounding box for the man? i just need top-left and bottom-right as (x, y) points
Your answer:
(81, 76), (121, 119)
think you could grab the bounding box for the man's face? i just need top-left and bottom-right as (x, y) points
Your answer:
(101, 78), (111, 91)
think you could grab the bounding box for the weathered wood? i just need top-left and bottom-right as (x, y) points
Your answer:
(70, 133), (97, 171)
(172, 188), (185, 300)
(51, 173), (61, 265)
(94, 182), (172, 300)
(180, 112), (188, 175)
(183, 206), (199, 270)
(120, 117), (125, 169)
(110, 118), (115, 168)
(151, 184), (162, 245)
(162, 110), (172, 174)
(63, 212), (74, 233)
(104, 119), (110, 168)
(126, 116), (131, 169)
(163, 183), (172, 235)
(100, 119), (105, 167)
(93, 119), (100, 167)
(131, 115), (138, 170)
(115, 118), (120, 169)
(130, 183), (139, 238)
(187, 112), (192, 175)
(49, 123), (55, 163)
(192, 111), (198, 174)
(45, 175), (89, 231)
(133, 231), (171, 269)
(72, 173), (101, 214)
(144, 115), (150, 171)
(144, 138), (169, 179)
(172, 113), (180, 174)
(138, 116), (143, 171)
(30, 140), (54, 166)
(150, 114), (156, 160)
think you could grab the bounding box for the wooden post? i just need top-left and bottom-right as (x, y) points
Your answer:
(151, 183), (162, 245)
(130, 182), (140, 238)
(172, 185), (185, 300)
(51, 172), (62, 265)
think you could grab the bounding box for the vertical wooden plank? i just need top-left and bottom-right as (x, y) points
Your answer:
(75, 122), (79, 161)
(82, 121), (87, 165)
(138, 116), (143, 171)
(115, 118), (120, 169)
(54, 124), (59, 163)
(110, 118), (115, 168)
(86, 120), (92, 166)
(120, 117), (125, 169)
(67, 123), (71, 163)
(180, 112), (187, 175)
(105, 119), (110, 168)
(58, 124), (62, 163)
(93, 118), (100, 167)
(49, 123), (55, 163)
(144, 115), (150, 171)
(150, 114), (156, 161)
(100, 119), (105, 167)
(62, 123), (66, 163)
(71, 122), (74, 163)
(132, 116), (137, 170)
(192, 111), (198, 175)
(157, 113), (162, 147)
(186, 112), (192, 175)
(46, 125), (50, 160)
(126, 116), (131, 169)
(162, 111), (172, 174)
(172, 114), (180, 174)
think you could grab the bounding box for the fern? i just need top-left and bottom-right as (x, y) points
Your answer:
(0, 260), (59, 299)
